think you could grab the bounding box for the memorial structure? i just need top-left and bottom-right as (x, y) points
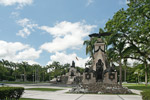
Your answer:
(70, 32), (132, 94)
(52, 61), (82, 84)
(65, 61), (82, 84)
(82, 32), (117, 84)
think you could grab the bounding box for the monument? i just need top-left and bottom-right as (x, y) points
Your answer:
(53, 61), (82, 84)
(70, 32), (132, 94)
(82, 32), (117, 84)
(66, 61), (82, 84)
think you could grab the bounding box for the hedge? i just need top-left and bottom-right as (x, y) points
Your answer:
(141, 90), (150, 100)
(0, 87), (24, 100)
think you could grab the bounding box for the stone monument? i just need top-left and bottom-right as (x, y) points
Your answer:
(82, 32), (117, 84)
(66, 61), (81, 84)
(70, 32), (132, 94)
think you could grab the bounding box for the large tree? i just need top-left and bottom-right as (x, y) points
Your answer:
(105, 0), (150, 85)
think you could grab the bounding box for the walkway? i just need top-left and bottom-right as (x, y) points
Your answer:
(7, 84), (142, 100)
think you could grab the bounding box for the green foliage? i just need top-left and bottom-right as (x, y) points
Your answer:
(76, 67), (84, 74)
(0, 59), (73, 82)
(0, 87), (24, 100)
(141, 90), (150, 100)
(83, 37), (98, 58)
(104, 0), (150, 86)
(47, 61), (70, 79)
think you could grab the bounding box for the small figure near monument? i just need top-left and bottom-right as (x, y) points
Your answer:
(71, 61), (75, 67)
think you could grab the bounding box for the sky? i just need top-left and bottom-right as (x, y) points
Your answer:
(0, 0), (129, 67)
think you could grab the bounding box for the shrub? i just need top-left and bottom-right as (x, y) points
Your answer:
(0, 87), (24, 100)
(141, 90), (150, 100)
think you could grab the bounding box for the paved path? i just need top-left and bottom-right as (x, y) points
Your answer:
(22, 91), (142, 100)
(7, 84), (142, 100)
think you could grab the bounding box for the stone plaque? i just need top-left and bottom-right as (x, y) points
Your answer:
(85, 73), (91, 80)
(109, 73), (115, 80)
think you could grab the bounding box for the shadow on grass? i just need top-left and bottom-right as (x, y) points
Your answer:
(26, 88), (63, 91)
(20, 98), (44, 100)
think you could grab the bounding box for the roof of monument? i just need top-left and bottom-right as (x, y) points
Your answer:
(89, 32), (112, 38)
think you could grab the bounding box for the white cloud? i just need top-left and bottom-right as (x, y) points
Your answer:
(11, 12), (20, 18)
(0, 40), (42, 65)
(26, 60), (39, 65)
(40, 21), (96, 53)
(86, 0), (94, 6)
(127, 58), (141, 67)
(16, 48), (42, 60)
(16, 18), (38, 38)
(0, 0), (33, 9)
(119, 0), (129, 5)
(48, 52), (89, 68)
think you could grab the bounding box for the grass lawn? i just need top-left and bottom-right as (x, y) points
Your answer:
(0, 81), (34, 84)
(0, 81), (49, 84)
(124, 84), (150, 91)
(26, 88), (63, 91)
(20, 98), (44, 100)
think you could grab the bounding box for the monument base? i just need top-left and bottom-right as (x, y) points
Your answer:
(69, 82), (132, 94)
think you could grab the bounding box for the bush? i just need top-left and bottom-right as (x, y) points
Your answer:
(141, 90), (150, 100)
(0, 87), (24, 100)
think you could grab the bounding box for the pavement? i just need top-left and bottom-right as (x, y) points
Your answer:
(6, 84), (142, 100)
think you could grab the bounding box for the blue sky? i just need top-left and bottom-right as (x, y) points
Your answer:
(0, 0), (128, 67)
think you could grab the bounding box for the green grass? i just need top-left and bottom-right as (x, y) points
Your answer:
(127, 85), (150, 91)
(20, 98), (44, 100)
(124, 83), (150, 91)
(26, 88), (63, 91)
(0, 81), (49, 84)
(123, 83), (147, 86)
(0, 81), (34, 84)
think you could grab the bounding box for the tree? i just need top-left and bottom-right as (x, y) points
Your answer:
(105, 0), (150, 86)
(83, 37), (98, 59)
(123, 59), (128, 82)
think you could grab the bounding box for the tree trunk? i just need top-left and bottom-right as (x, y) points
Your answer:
(35, 68), (36, 83)
(119, 59), (122, 86)
(24, 68), (26, 82)
(124, 65), (127, 82)
(43, 72), (45, 82)
(145, 64), (148, 86)
(14, 66), (17, 81)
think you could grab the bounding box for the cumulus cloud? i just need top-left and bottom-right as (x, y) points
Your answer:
(86, 0), (94, 6)
(119, 0), (129, 5)
(127, 58), (141, 67)
(40, 21), (96, 53)
(0, 0), (33, 9)
(48, 52), (89, 68)
(0, 40), (42, 65)
(16, 48), (42, 60)
(16, 18), (38, 38)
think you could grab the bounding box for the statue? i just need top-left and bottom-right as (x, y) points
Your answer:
(71, 61), (75, 67)
(95, 59), (104, 81)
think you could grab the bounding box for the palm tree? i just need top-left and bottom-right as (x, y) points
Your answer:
(123, 59), (127, 82)
(106, 33), (131, 86)
(21, 61), (29, 82)
(83, 37), (98, 59)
